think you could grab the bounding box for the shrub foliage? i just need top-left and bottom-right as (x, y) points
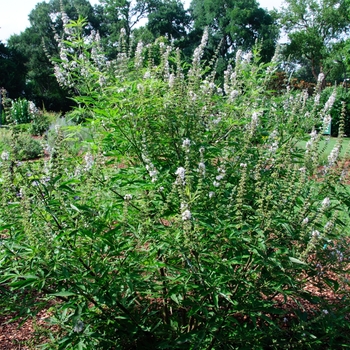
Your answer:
(0, 16), (350, 349)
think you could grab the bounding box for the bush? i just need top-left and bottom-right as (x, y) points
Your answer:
(11, 123), (31, 133)
(29, 112), (50, 136)
(0, 17), (350, 349)
(8, 98), (32, 124)
(0, 131), (43, 160)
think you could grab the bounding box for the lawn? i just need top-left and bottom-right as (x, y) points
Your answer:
(298, 136), (350, 162)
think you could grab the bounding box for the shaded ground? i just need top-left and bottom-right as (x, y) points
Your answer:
(0, 308), (54, 349)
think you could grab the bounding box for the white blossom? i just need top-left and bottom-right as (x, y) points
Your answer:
(302, 217), (309, 225)
(324, 221), (333, 231)
(310, 129), (317, 140)
(321, 197), (330, 209)
(324, 90), (336, 112)
(245, 51), (253, 63)
(99, 75), (106, 87)
(318, 73), (325, 84)
(198, 162), (206, 175)
(1, 151), (9, 161)
(328, 144), (340, 166)
(323, 114), (331, 128)
(168, 73), (175, 88)
(269, 141), (279, 153)
(84, 153), (94, 171)
(124, 194), (132, 200)
(217, 167), (226, 174)
(312, 230), (320, 237)
(181, 209), (192, 221)
(28, 101), (38, 114)
(229, 90), (239, 101)
(73, 321), (85, 333)
(212, 117), (221, 125)
(314, 93), (320, 105)
(192, 28), (208, 66)
(235, 49), (243, 64)
(180, 202), (187, 211)
(135, 41), (144, 69)
(143, 71), (151, 79)
(250, 112), (260, 132)
(182, 138), (191, 148)
(175, 167), (186, 185)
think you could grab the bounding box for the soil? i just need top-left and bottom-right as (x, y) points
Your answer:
(0, 308), (54, 349)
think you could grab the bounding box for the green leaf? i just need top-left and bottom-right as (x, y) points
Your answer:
(289, 257), (307, 265)
(70, 203), (81, 213)
(51, 291), (76, 297)
(170, 294), (179, 304)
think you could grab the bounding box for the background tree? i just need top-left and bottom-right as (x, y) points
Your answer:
(279, 0), (350, 83)
(7, 0), (99, 111)
(189, 0), (279, 62)
(146, 0), (191, 41)
(96, 0), (159, 57)
(0, 42), (27, 98)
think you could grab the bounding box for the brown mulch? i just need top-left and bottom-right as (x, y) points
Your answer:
(0, 308), (55, 349)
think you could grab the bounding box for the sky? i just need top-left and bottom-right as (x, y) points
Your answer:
(0, 0), (284, 43)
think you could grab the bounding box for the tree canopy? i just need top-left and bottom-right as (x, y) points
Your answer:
(7, 0), (99, 110)
(190, 0), (279, 61)
(0, 42), (27, 98)
(2, 0), (350, 110)
(279, 0), (350, 82)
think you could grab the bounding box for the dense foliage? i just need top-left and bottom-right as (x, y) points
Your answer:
(279, 0), (350, 83)
(1, 0), (350, 112)
(1, 16), (350, 349)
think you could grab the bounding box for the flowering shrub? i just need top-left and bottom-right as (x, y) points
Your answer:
(0, 15), (350, 349)
(7, 98), (32, 124)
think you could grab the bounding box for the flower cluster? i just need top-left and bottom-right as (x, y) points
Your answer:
(1, 151), (9, 161)
(141, 138), (158, 183)
(328, 144), (341, 166)
(180, 202), (191, 221)
(190, 28), (209, 72)
(213, 166), (226, 187)
(306, 129), (317, 153)
(84, 153), (94, 171)
(135, 41), (144, 69)
(324, 89), (336, 112)
(175, 167), (186, 185)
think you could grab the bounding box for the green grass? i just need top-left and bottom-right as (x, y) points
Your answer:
(298, 136), (350, 163)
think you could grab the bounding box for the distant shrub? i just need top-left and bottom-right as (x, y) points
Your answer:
(2, 132), (43, 160)
(30, 113), (50, 136)
(11, 123), (31, 133)
(8, 98), (32, 124)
